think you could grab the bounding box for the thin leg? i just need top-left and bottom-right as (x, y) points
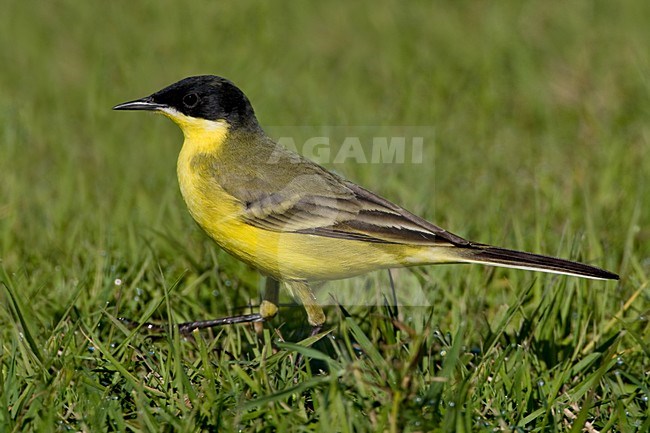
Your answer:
(284, 280), (325, 369)
(254, 277), (280, 334)
(386, 269), (399, 319)
(308, 324), (323, 337)
(264, 277), (280, 307)
(119, 277), (281, 336)
(284, 280), (326, 332)
(176, 313), (265, 333)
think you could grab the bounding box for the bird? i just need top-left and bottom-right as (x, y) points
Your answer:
(113, 75), (618, 334)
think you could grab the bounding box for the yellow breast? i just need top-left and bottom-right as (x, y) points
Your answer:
(174, 117), (251, 258)
(169, 111), (429, 281)
(171, 115), (290, 277)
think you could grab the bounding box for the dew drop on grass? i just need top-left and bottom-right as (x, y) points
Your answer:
(212, 290), (219, 297)
(414, 396), (423, 404)
(537, 380), (545, 387)
(440, 350), (447, 356)
(448, 401), (455, 407)
(135, 287), (143, 296)
(616, 356), (624, 365)
(88, 345), (95, 353)
(114, 278), (122, 286)
(642, 395), (648, 402)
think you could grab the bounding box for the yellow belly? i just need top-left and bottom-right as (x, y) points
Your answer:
(176, 144), (431, 281)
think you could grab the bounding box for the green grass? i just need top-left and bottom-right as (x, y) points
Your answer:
(1, 0), (648, 431)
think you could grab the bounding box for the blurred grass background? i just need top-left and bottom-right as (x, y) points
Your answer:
(0, 0), (648, 431)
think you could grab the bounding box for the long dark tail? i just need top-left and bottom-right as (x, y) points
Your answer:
(457, 245), (619, 280)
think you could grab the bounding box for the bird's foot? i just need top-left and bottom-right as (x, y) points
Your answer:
(118, 300), (279, 336)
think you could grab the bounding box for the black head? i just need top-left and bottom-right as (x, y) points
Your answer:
(113, 75), (260, 130)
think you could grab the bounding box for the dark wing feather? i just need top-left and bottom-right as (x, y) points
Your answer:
(204, 132), (469, 247)
(195, 133), (618, 281)
(239, 172), (468, 247)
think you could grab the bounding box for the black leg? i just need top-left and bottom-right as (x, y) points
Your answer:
(118, 312), (265, 335)
(118, 277), (281, 336)
(309, 324), (323, 337)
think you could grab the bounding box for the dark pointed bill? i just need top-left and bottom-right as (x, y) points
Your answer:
(112, 96), (167, 111)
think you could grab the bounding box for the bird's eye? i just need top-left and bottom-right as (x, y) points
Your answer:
(183, 93), (199, 108)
